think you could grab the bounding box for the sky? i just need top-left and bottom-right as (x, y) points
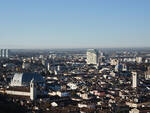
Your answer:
(0, 0), (150, 49)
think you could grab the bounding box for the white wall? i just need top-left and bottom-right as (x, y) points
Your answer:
(5, 90), (30, 96)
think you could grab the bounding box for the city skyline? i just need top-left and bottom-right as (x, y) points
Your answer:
(0, 0), (150, 49)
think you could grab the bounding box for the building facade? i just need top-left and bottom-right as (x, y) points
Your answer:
(0, 49), (9, 58)
(86, 49), (99, 65)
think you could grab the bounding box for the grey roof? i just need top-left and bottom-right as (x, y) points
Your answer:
(10, 72), (44, 86)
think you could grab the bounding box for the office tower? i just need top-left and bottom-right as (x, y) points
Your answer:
(5, 49), (9, 58)
(132, 72), (138, 88)
(0, 49), (9, 58)
(2, 49), (5, 57)
(86, 49), (99, 65)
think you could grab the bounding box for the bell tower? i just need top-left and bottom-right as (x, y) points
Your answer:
(30, 78), (37, 100)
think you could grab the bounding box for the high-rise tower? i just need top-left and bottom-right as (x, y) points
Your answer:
(0, 49), (9, 58)
(132, 72), (138, 88)
(86, 49), (99, 65)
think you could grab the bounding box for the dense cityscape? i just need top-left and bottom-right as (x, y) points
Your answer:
(1, 0), (150, 113)
(0, 48), (150, 113)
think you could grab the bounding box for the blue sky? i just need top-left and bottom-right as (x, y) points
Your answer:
(0, 0), (150, 49)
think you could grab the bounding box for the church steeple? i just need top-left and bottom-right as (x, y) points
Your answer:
(30, 78), (37, 100)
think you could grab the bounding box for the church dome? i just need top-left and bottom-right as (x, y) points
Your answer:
(10, 72), (44, 86)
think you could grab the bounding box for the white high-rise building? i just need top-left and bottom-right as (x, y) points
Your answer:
(2, 49), (5, 57)
(86, 49), (99, 65)
(132, 72), (138, 88)
(0, 49), (9, 58)
(5, 49), (9, 58)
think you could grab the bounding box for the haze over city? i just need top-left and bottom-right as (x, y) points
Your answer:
(1, 1), (150, 113)
(0, 0), (150, 48)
